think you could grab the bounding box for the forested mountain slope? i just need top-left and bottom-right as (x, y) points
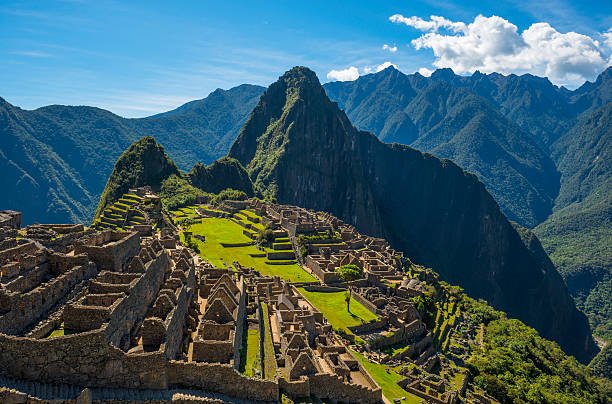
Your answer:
(535, 102), (612, 339)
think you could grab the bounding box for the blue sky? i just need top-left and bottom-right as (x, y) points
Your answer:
(1, 0), (611, 117)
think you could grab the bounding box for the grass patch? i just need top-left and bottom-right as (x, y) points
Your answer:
(240, 328), (261, 377)
(351, 350), (421, 403)
(260, 303), (277, 380)
(184, 217), (316, 283)
(297, 288), (378, 336)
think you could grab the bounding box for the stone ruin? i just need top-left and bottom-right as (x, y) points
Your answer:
(0, 199), (484, 403)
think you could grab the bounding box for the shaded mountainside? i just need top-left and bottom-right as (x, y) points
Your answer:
(535, 103), (612, 340)
(0, 98), (96, 224)
(404, 82), (559, 227)
(324, 66), (612, 228)
(0, 84), (264, 224)
(229, 66), (597, 362)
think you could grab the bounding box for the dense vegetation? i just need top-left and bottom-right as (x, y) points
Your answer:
(189, 156), (254, 196)
(229, 66), (597, 362)
(159, 174), (206, 210)
(463, 296), (612, 403)
(408, 282), (612, 403)
(589, 343), (612, 380)
(534, 103), (612, 340)
(336, 264), (363, 282)
(471, 318), (611, 403)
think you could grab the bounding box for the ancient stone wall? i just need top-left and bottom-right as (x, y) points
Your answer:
(104, 251), (169, 348)
(75, 231), (140, 272)
(0, 330), (167, 389)
(308, 373), (382, 404)
(0, 262), (97, 335)
(166, 361), (278, 402)
(232, 277), (247, 368)
(162, 279), (192, 360)
(37, 229), (97, 253)
(347, 318), (388, 334)
(278, 377), (310, 398)
(351, 290), (380, 315)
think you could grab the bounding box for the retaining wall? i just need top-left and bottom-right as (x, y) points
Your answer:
(167, 361), (278, 402)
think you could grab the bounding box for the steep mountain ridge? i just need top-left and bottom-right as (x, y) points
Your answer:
(405, 82), (560, 226)
(189, 156), (254, 195)
(229, 66), (597, 362)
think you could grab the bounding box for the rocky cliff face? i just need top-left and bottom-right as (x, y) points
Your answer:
(229, 66), (597, 362)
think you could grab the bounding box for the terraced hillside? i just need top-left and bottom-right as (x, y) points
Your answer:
(170, 206), (316, 283)
(92, 193), (149, 231)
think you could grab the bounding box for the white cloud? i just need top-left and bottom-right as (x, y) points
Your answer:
(363, 61), (397, 74)
(603, 30), (612, 49)
(327, 62), (397, 82)
(326, 66), (359, 81)
(418, 67), (434, 77)
(390, 14), (612, 87)
(389, 14), (467, 33)
(382, 44), (398, 52)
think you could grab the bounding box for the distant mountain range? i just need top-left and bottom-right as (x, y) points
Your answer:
(0, 84), (263, 224)
(1, 65), (610, 345)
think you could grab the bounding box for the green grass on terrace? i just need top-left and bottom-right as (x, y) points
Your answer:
(297, 288), (378, 336)
(239, 328), (261, 377)
(183, 217), (316, 283)
(260, 303), (277, 380)
(351, 350), (421, 403)
(170, 206), (199, 218)
(240, 209), (261, 219)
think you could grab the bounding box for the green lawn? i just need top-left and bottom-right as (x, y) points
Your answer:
(297, 288), (378, 335)
(184, 217), (316, 283)
(170, 206), (199, 218)
(351, 350), (421, 403)
(240, 328), (261, 377)
(260, 303), (277, 380)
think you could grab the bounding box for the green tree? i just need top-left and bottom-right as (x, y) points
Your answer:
(336, 264), (363, 282)
(345, 290), (351, 313)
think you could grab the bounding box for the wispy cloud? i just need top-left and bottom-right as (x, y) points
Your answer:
(382, 44), (398, 52)
(10, 50), (52, 57)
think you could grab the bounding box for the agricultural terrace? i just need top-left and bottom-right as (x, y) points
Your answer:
(297, 288), (378, 337)
(181, 217), (317, 283)
(351, 350), (421, 403)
